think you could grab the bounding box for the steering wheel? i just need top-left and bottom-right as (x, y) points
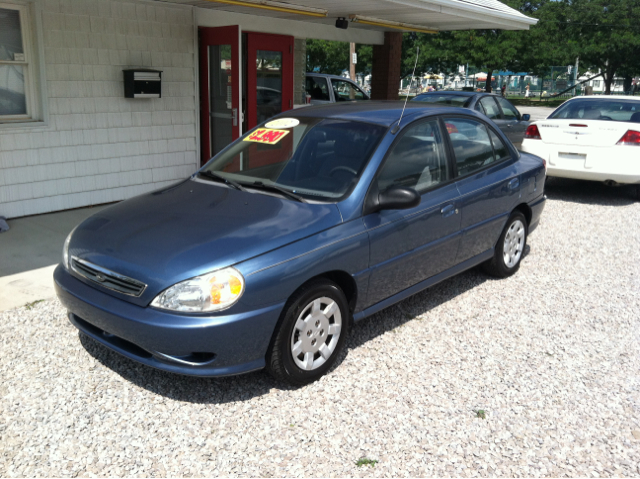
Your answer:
(599, 116), (613, 120)
(329, 166), (357, 177)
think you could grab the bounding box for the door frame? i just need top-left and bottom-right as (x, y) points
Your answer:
(245, 32), (294, 130)
(198, 25), (242, 166)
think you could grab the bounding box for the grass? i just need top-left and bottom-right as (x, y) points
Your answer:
(356, 458), (379, 468)
(475, 409), (487, 419)
(24, 299), (45, 310)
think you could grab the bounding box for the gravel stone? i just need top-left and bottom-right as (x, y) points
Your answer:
(1, 178), (639, 477)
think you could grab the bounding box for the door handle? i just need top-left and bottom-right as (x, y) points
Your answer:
(441, 204), (458, 217)
(508, 178), (520, 190)
(232, 108), (238, 127)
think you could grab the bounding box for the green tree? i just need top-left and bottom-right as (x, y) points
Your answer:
(306, 39), (349, 75)
(305, 40), (374, 77)
(400, 31), (463, 80)
(562, 0), (640, 94)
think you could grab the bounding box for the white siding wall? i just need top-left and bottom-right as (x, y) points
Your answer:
(0, 0), (198, 219)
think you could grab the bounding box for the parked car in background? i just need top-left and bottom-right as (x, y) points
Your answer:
(521, 96), (640, 199)
(55, 102), (545, 386)
(306, 73), (370, 105)
(412, 91), (531, 148)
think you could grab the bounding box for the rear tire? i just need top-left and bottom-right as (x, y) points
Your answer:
(267, 279), (350, 386)
(482, 211), (528, 278)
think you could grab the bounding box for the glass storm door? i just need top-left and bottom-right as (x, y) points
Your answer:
(199, 26), (240, 166)
(246, 33), (294, 130)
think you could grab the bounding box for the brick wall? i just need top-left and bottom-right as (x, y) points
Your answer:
(0, 0), (198, 219)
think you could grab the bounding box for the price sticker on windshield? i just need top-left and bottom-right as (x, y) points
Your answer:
(243, 128), (290, 145)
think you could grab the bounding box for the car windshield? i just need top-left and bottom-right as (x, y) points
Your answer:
(412, 95), (468, 106)
(201, 118), (387, 201)
(549, 99), (640, 122)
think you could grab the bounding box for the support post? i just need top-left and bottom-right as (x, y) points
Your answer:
(371, 32), (403, 100)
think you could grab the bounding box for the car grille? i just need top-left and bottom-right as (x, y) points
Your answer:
(71, 257), (147, 297)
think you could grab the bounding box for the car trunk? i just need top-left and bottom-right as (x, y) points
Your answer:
(537, 120), (631, 147)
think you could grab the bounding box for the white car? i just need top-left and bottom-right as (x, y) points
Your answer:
(521, 95), (640, 199)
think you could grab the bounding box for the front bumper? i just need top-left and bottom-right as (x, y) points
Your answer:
(54, 265), (285, 377)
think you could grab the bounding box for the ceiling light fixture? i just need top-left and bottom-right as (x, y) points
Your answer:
(349, 15), (438, 34)
(202, 0), (327, 18)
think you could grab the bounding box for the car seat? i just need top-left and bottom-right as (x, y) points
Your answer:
(630, 111), (640, 123)
(582, 108), (602, 119)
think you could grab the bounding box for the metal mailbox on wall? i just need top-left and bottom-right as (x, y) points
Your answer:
(123, 69), (162, 98)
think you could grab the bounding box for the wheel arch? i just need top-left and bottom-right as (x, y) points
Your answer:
(304, 270), (358, 314)
(513, 203), (532, 226)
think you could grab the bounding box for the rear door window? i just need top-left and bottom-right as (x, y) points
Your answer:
(444, 118), (497, 176)
(496, 97), (520, 120)
(479, 97), (502, 120)
(377, 120), (449, 193)
(489, 129), (510, 161)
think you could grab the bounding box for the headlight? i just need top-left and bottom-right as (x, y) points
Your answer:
(62, 226), (78, 270)
(151, 267), (245, 313)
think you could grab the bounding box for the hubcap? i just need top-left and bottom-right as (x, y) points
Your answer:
(290, 297), (342, 371)
(503, 219), (525, 268)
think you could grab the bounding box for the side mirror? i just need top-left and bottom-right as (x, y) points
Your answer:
(378, 186), (421, 211)
(521, 114), (531, 121)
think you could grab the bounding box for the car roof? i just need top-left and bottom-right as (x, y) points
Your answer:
(306, 72), (355, 81)
(416, 91), (477, 98)
(564, 95), (640, 101)
(275, 101), (473, 127)
(414, 91), (502, 99)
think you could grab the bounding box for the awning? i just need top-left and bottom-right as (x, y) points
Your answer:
(158, 0), (538, 34)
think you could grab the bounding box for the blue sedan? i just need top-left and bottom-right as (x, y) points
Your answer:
(54, 102), (546, 385)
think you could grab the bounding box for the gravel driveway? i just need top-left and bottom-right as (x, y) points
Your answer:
(2, 179), (639, 477)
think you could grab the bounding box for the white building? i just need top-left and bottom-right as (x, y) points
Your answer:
(0, 0), (536, 219)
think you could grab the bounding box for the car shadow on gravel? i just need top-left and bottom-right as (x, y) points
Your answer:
(79, 333), (289, 404)
(79, 259), (515, 403)
(545, 177), (637, 206)
(346, 267), (491, 353)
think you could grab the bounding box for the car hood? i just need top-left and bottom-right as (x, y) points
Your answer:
(68, 179), (342, 306)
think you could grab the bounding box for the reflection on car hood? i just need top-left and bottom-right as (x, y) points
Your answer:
(68, 179), (342, 305)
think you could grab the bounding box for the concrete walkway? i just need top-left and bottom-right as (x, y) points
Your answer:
(0, 205), (109, 311)
(518, 105), (555, 121)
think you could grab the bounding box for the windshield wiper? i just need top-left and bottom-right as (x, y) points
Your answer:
(198, 171), (246, 192)
(241, 181), (307, 203)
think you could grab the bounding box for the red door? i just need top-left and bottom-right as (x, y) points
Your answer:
(246, 33), (294, 130)
(199, 26), (241, 166)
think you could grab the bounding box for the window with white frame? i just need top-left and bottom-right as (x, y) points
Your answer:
(0, 2), (38, 122)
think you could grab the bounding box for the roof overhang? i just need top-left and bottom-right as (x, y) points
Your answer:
(157, 0), (537, 40)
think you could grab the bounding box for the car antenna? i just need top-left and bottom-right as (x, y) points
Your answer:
(392, 47), (419, 134)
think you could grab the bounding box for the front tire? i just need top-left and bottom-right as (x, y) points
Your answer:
(482, 211), (528, 278)
(267, 280), (350, 386)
